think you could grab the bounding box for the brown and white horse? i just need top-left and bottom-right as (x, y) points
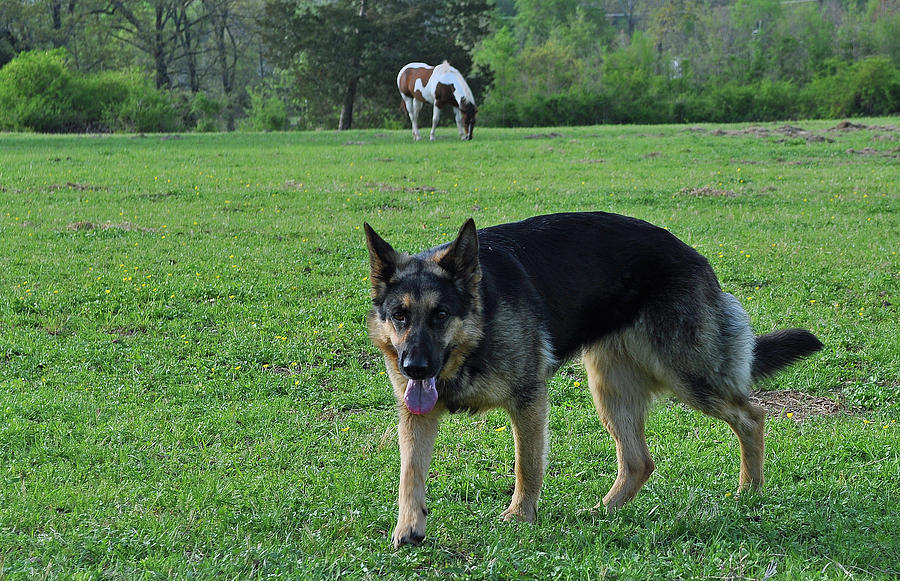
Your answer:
(397, 61), (477, 141)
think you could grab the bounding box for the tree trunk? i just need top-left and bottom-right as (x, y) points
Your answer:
(338, 0), (367, 130)
(174, 0), (199, 93)
(153, 4), (170, 88)
(338, 76), (358, 130)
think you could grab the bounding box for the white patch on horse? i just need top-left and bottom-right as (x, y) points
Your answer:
(428, 61), (475, 111)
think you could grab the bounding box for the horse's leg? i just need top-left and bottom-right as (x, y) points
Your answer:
(402, 95), (421, 141)
(454, 107), (465, 140)
(411, 99), (423, 141)
(430, 104), (441, 141)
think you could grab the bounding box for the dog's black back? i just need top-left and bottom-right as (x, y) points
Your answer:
(475, 212), (718, 361)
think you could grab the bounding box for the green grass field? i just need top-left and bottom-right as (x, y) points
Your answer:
(1, 120), (898, 579)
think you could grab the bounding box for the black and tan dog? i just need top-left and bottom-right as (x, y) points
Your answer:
(364, 212), (822, 548)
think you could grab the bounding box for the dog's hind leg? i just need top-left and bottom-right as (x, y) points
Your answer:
(727, 399), (766, 492)
(583, 345), (656, 510)
(686, 388), (766, 493)
(501, 389), (549, 523)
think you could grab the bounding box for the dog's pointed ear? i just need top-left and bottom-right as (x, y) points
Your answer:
(364, 223), (398, 297)
(437, 218), (481, 284)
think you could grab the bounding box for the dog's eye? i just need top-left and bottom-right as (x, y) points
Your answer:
(391, 311), (406, 324)
(434, 309), (449, 321)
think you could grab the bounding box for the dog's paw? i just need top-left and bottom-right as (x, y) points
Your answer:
(392, 509), (427, 548)
(391, 525), (425, 548)
(500, 504), (537, 523)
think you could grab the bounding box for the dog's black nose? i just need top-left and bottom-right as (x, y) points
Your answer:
(402, 362), (433, 380)
(401, 352), (434, 380)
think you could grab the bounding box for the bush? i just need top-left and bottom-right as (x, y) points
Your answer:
(514, 90), (609, 127)
(803, 57), (900, 118)
(0, 49), (178, 133)
(0, 48), (76, 131)
(244, 88), (287, 131)
(115, 78), (180, 133)
(191, 92), (223, 132)
(846, 56), (899, 116)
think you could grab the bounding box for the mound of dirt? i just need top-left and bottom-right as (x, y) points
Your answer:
(693, 125), (835, 143)
(66, 221), (156, 233)
(828, 120), (900, 132)
(677, 186), (738, 198)
(750, 389), (843, 421)
(524, 132), (564, 139)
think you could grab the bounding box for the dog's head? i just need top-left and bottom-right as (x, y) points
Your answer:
(364, 220), (483, 414)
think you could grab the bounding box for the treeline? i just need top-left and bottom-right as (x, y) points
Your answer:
(0, 0), (897, 132)
(474, 0), (899, 126)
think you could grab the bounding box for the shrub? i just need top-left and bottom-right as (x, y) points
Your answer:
(0, 48), (76, 131)
(115, 78), (180, 133)
(804, 56), (899, 118)
(848, 56), (900, 116)
(0, 49), (178, 133)
(244, 88), (287, 131)
(191, 92), (223, 132)
(753, 79), (801, 121)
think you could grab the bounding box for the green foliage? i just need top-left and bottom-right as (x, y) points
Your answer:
(107, 70), (180, 133)
(1, 1), (898, 130)
(191, 92), (224, 132)
(806, 56), (900, 118)
(473, 25), (520, 126)
(0, 49), (178, 133)
(473, 0), (899, 126)
(0, 48), (77, 131)
(243, 88), (288, 131)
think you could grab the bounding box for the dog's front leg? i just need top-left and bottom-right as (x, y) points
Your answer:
(393, 408), (440, 548)
(501, 394), (549, 523)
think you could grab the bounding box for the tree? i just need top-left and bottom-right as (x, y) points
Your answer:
(473, 25), (518, 125)
(260, 0), (491, 130)
(99, 0), (179, 88)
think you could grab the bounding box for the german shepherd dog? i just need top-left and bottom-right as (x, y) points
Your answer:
(364, 212), (822, 548)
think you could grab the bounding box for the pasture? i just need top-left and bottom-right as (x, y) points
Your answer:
(1, 121), (898, 578)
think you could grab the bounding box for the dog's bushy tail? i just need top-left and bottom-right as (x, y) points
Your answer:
(752, 329), (823, 381)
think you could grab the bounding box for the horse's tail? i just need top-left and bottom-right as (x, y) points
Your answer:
(400, 99), (408, 116)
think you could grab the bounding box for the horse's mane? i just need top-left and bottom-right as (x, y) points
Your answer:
(432, 61), (475, 106)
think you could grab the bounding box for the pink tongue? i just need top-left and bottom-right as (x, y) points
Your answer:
(404, 377), (438, 415)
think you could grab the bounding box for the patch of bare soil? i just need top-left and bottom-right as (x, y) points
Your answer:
(107, 327), (146, 337)
(846, 147), (900, 158)
(692, 125), (834, 143)
(524, 132), (564, 139)
(751, 389), (843, 421)
(677, 186), (738, 198)
(267, 365), (301, 376)
(828, 120), (900, 132)
(67, 221), (97, 231)
(50, 182), (105, 192)
(689, 120), (900, 144)
(363, 182), (440, 194)
(66, 221), (158, 233)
